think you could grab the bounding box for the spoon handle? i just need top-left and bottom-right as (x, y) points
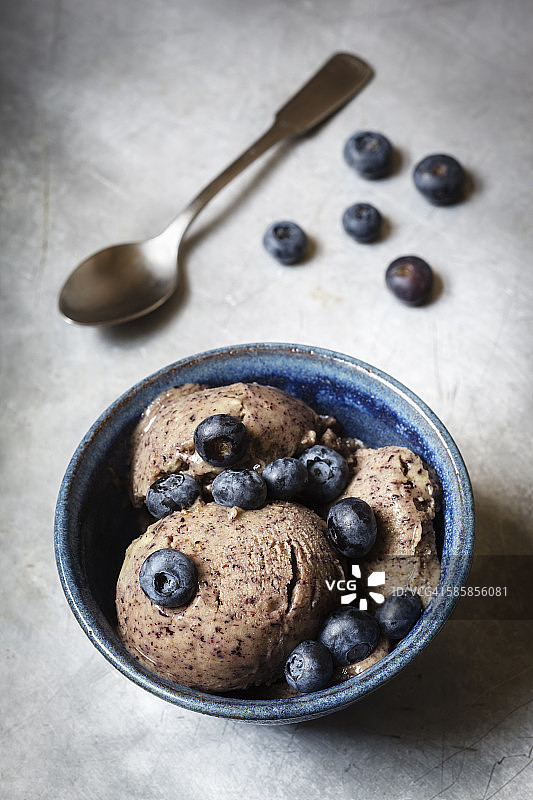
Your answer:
(274, 52), (373, 135)
(169, 53), (372, 240)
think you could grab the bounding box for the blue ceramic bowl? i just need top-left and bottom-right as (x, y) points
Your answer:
(54, 343), (474, 724)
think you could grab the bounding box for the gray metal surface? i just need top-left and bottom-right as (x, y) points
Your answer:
(58, 52), (373, 325)
(1, 0), (532, 798)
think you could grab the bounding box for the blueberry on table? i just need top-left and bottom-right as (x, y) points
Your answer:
(327, 497), (378, 558)
(319, 606), (380, 666)
(342, 202), (382, 243)
(211, 468), (267, 509)
(139, 549), (198, 608)
(343, 130), (393, 179)
(194, 414), (249, 467)
(385, 255), (433, 306)
(299, 444), (349, 504)
(413, 153), (466, 205)
(376, 591), (422, 639)
(285, 640), (334, 693)
(145, 472), (200, 518)
(263, 220), (307, 265)
(262, 457), (308, 500)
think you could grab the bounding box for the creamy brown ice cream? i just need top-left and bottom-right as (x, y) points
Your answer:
(130, 381), (324, 507)
(116, 500), (343, 692)
(339, 445), (441, 607)
(118, 381), (442, 696)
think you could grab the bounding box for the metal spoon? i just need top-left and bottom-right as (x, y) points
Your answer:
(58, 53), (372, 326)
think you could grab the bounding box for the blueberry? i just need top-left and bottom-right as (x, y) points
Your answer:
(145, 472), (201, 518)
(376, 591), (422, 639)
(284, 640), (334, 693)
(327, 497), (378, 558)
(319, 607), (380, 666)
(385, 255), (433, 306)
(211, 468), (267, 509)
(343, 130), (393, 179)
(263, 221), (307, 265)
(193, 414), (249, 467)
(413, 153), (465, 205)
(262, 457), (308, 500)
(139, 548), (198, 608)
(298, 445), (349, 504)
(342, 203), (382, 243)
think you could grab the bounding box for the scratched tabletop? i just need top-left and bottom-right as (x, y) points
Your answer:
(1, 0), (532, 797)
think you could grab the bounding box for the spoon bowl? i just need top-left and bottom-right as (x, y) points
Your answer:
(58, 53), (373, 326)
(59, 236), (178, 325)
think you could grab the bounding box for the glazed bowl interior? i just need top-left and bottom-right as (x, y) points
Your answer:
(55, 343), (474, 723)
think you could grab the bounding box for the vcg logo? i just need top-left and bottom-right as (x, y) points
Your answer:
(326, 564), (386, 609)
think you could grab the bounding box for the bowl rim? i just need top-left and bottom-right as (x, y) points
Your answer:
(54, 342), (475, 723)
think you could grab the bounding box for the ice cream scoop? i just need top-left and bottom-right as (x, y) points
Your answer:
(116, 501), (343, 692)
(130, 381), (324, 506)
